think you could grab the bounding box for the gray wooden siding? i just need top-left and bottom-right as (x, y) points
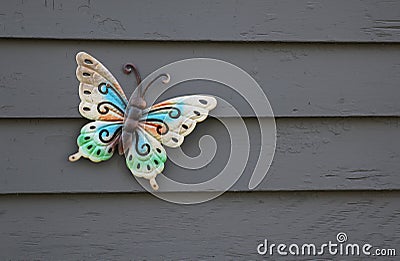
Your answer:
(1, 192), (399, 259)
(1, 0), (400, 42)
(0, 0), (399, 259)
(1, 117), (399, 193)
(1, 40), (400, 118)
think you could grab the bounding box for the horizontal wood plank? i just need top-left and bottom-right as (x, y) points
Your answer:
(0, 192), (399, 259)
(0, 40), (399, 117)
(0, 117), (399, 193)
(1, 0), (400, 42)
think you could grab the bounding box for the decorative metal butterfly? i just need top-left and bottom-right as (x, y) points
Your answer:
(69, 52), (217, 190)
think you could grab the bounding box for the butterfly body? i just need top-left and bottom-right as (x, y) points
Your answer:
(69, 52), (217, 190)
(124, 109), (140, 131)
(124, 99), (145, 133)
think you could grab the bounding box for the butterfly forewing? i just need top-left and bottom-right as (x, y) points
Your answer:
(76, 52), (128, 121)
(139, 95), (217, 147)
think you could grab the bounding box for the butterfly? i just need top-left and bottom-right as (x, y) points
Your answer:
(68, 52), (217, 190)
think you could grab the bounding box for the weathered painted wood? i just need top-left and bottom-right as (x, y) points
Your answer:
(0, 1), (397, 259)
(0, 40), (400, 118)
(0, 117), (399, 193)
(0, 192), (398, 259)
(1, 0), (400, 42)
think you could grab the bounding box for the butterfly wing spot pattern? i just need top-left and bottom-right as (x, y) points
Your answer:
(69, 52), (217, 190)
(69, 121), (123, 162)
(124, 128), (168, 191)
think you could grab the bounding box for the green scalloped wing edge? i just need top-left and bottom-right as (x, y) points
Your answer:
(70, 121), (122, 163)
(125, 128), (167, 190)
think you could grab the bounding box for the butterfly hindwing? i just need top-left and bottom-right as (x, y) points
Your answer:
(125, 127), (167, 190)
(76, 52), (128, 121)
(69, 121), (123, 162)
(139, 95), (217, 147)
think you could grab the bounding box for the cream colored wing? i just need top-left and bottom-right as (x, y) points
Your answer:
(75, 52), (128, 121)
(139, 95), (217, 147)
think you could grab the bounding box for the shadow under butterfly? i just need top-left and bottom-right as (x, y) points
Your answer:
(69, 52), (217, 190)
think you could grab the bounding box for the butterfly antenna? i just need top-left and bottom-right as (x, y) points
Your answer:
(141, 73), (170, 98)
(123, 63), (142, 86)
